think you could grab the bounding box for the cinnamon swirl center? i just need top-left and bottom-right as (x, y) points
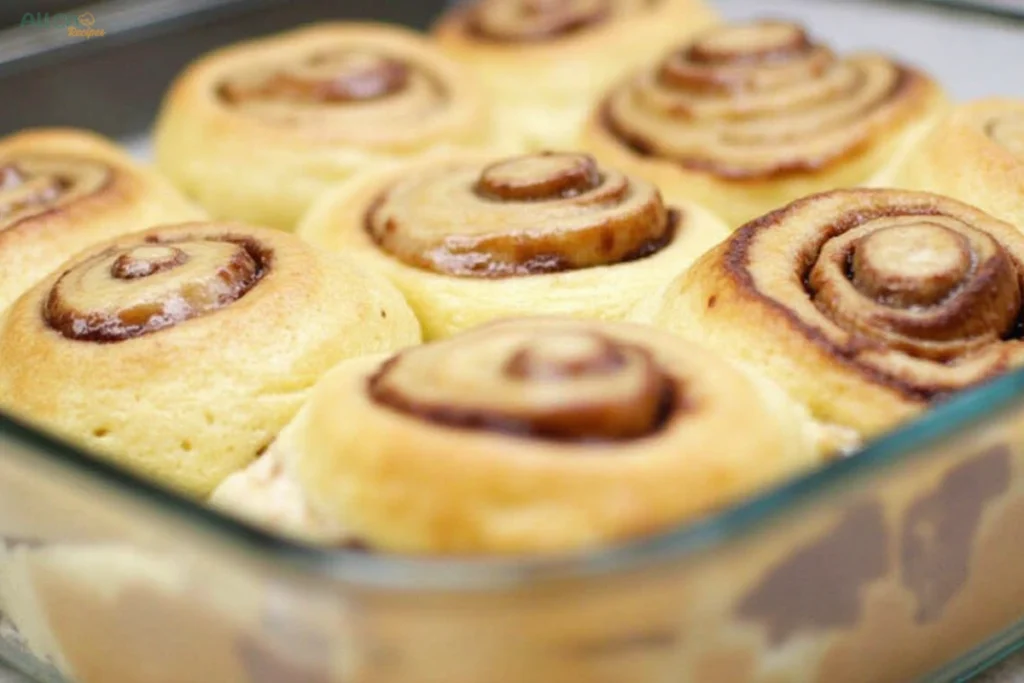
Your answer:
(0, 155), (110, 228)
(45, 236), (269, 342)
(475, 153), (601, 201)
(369, 324), (676, 440)
(216, 44), (452, 135)
(365, 152), (676, 277)
(847, 224), (971, 308)
(807, 215), (1022, 361)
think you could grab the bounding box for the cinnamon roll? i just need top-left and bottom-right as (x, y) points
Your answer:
(297, 150), (727, 339)
(583, 20), (947, 228)
(433, 0), (718, 150)
(887, 99), (1024, 231)
(154, 23), (492, 231)
(648, 189), (1024, 436)
(0, 222), (421, 497)
(0, 128), (203, 312)
(212, 317), (820, 553)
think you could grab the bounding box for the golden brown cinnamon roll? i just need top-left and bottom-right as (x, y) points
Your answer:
(433, 0), (718, 151)
(154, 23), (493, 230)
(583, 20), (947, 228)
(887, 99), (1024, 231)
(297, 150), (727, 339)
(213, 317), (820, 553)
(0, 129), (203, 312)
(0, 222), (421, 497)
(647, 189), (1024, 436)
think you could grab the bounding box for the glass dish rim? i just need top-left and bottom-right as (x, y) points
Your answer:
(5, 366), (1024, 592)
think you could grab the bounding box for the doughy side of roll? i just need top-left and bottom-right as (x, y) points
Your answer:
(0, 221), (421, 497)
(214, 317), (824, 554)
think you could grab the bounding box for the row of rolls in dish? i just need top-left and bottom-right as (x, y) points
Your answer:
(0, 10), (1021, 556)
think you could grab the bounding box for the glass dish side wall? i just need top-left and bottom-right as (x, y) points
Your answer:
(1, 371), (1024, 683)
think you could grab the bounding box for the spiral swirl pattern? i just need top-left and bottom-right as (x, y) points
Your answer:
(218, 46), (451, 138)
(807, 217), (1020, 365)
(465, 0), (655, 42)
(370, 322), (674, 440)
(601, 20), (929, 180)
(743, 191), (1024, 396)
(45, 235), (269, 342)
(0, 155), (110, 229)
(660, 190), (1024, 435)
(365, 152), (677, 277)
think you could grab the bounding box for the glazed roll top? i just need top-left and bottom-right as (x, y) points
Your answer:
(585, 20), (945, 227)
(214, 318), (820, 554)
(649, 189), (1024, 435)
(0, 222), (421, 497)
(298, 150), (727, 339)
(889, 99), (1024, 231)
(433, 0), (719, 149)
(154, 22), (492, 229)
(0, 129), (202, 311)
(366, 152), (676, 275)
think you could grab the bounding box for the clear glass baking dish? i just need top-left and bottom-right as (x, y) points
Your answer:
(0, 1), (1023, 682)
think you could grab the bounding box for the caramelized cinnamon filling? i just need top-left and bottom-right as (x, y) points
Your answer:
(369, 325), (677, 440)
(365, 152), (677, 277)
(601, 20), (923, 180)
(0, 156), (110, 228)
(474, 153), (602, 201)
(807, 217), (1022, 361)
(45, 236), (270, 343)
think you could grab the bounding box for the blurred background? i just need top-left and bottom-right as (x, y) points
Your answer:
(0, 0), (1021, 147)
